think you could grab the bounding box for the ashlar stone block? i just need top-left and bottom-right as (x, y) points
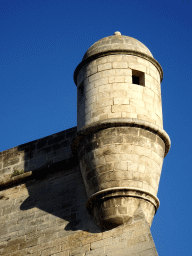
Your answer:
(94, 77), (109, 87)
(96, 56), (108, 65)
(85, 66), (98, 78)
(111, 105), (135, 113)
(107, 55), (123, 62)
(89, 72), (101, 83)
(108, 112), (122, 119)
(112, 83), (129, 91)
(109, 76), (125, 83)
(98, 63), (112, 72)
(114, 68), (131, 76)
(130, 99), (145, 108)
(128, 63), (147, 73)
(122, 112), (137, 118)
(113, 97), (130, 105)
(112, 62), (128, 69)
(98, 84), (112, 93)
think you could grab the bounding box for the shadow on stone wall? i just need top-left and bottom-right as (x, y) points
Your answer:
(19, 158), (100, 234)
(0, 127), (101, 237)
(0, 128), (101, 236)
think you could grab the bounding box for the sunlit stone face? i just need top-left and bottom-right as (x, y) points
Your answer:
(74, 33), (170, 230)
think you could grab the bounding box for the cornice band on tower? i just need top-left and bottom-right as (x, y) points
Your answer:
(86, 186), (160, 215)
(72, 118), (171, 157)
(74, 50), (163, 85)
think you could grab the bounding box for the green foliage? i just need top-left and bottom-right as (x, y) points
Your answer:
(11, 169), (24, 177)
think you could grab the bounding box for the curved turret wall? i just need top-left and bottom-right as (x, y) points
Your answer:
(76, 53), (163, 130)
(73, 32), (170, 230)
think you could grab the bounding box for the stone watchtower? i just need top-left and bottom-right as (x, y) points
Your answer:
(73, 32), (170, 230)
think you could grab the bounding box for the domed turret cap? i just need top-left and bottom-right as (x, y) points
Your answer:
(82, 31), (153, 60)
(74, 32), (163, 83)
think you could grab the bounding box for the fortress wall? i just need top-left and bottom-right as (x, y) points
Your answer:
(0, 126), (77, 182)
(0, 172), (157, 256)
(0, 127), (158, 256)
(0, 127), (98, 255)
(0, 164), (97, 256)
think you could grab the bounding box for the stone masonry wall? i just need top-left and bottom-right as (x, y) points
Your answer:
(78, 127), (164, 197)
(77, 55), (163, 130)
(0, 164), (99, 256)
(0, 127), (158, 255)
(77, 126), (164, 228)
(0, 127), (99, 255)
(0, 127), (77, 184)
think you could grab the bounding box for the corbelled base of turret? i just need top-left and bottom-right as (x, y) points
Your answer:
(87, 189), (157, 230)
(72, 119), (170, 230)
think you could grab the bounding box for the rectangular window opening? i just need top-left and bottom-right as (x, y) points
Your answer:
(132, 70), (145, 86)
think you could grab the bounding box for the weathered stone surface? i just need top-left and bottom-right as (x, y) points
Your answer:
(76, 40), (163, 129)
(77, 125), (164, 228)
(0, 32), (171, 256)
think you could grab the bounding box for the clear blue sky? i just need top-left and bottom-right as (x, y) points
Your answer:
(1, 0), (192, 255)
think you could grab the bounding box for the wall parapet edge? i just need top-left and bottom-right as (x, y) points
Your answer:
(0, 126), (78, 191)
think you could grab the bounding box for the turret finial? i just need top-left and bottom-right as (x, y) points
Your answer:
(114, 31), (121, 35)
